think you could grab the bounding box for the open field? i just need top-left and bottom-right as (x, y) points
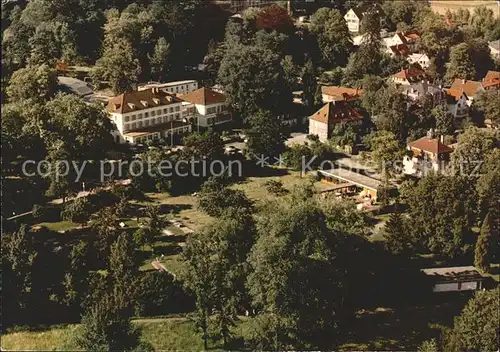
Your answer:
(2, 293), (472, 351)
(430, 0), (499, 17)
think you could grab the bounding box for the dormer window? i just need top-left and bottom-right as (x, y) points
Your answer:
(128, 103), (136, 110)
(153, 98), (160, 105)
(141, 100), (148, 107)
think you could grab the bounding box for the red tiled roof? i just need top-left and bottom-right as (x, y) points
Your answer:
(484, 70), (500, 82)
(482, 79), (500, 89)
(310, 101), (362, 125)
(107, 89), (182, 114)
(393, 68), (426, 81)
(321, 86), (364, 101)
(179, 87), (226, 106)
(389, 43), (410, 57)
(444, 88), (467, 103)
(450, 79), (483, 98)
(404, 32), (420, 40)
(409, 136), (453, 154)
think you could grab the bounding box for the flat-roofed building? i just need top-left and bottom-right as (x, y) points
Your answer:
(138, 80), (199, 95)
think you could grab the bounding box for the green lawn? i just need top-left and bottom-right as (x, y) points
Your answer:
(36, 220), (79, 232)
(1, 318), (254, 351)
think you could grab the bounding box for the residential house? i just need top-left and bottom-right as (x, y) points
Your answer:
(421, 266), (486, 293)
(344, 8), (364, 33)
(483, 70), (500, 83)
(449, 79), (484, 106)
(482, 70), (500, 92)
(444, 88), (469, 121)
(344, 4), (384, 33)
(308, 101), (363, 142)
(488, 40), (499, 58)
(407, 53), (430, 69)
(179, 87), (232, 129)
(400, 81), (446, 106)
(390, 68), (427, 86)
(138, 80), (198, 95)
(321, 86), (363, 103)
(386, 43), (411, 58)
(107, 88), (191, 144)
(403, 132), (453, 177)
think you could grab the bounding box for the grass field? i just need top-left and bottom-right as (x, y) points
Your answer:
(430, 0), (499, 17)
(2, 292), (472, 352)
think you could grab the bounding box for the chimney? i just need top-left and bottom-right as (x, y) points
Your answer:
(440, 135), (444, 143)
(462, 79), (466, 84)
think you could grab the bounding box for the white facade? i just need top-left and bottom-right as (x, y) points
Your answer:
(447, 93), (469, 120)
(433, 281), (478, 293)
(189, 102), (231, 128)
(408, 53), (430, 69)
(109, 100), (192, 144)
(138, 80), (198, 95)
(344, 9), (361, 33)
(308, 119), (328, 142)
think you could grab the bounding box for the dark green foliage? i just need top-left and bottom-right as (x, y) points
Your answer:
(6, 64), (58, 104)
(439, 288), (500, 351)
(198, 177), (253, 217)
(400, 174), (478, 259)
(184, 210), (254, 348)
(309, 7), (352, 67)
(383, 211), (411, 255)
(264, 180), (288, 196)
(61, 197), (93, 224)
(246, 110), (286, 159)
(432, 106), (455, 136)
(75, 294), (144, 352)
(218, 45), (292, 117)
(474, 211), (498, 273)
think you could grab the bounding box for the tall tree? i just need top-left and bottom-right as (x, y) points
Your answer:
(442, 288), (500, 352)
(309, 7), (352, 67)
(301, 59), (317, 108)
(246, 110), (286, 160)
(400, 174), (478, 259)
(474, 211), (497, 273)
(451, 127), (499, 177)
(364, 130), (406, 178)
(444, 43), (476, 84)
(92, 39), (141, 94)
(6, 64), (58, 104)
(217, 44), (292, 118)
(75, 293), (146, 352)
(432, 106), (455, 136)
(149, 37), (171, 81)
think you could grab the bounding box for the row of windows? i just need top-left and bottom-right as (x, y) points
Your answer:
(132, 127), (191, 143)
(124, 106), (181, 122)
(206, 105), (227, 114)
(124, 114), (181, 131)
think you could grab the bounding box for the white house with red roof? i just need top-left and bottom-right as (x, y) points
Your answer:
(390, 68), (427, 86)
(179, 87), (231, 128)
(308, 101), (363, 142)
(444, 88), (469, 121)
(403, 131), (454, 177)
(107, 88), (191, 144)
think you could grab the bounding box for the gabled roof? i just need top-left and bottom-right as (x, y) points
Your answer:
(179, 87), (226, 106)
(409, 136), (453, 154)
(483, 70), (500, 83)
(404, 32), (420, 40)
(321, 86), (363, 101)
(450, 79), (484, 98)
(393, 32), (408, 45)
(389, 43), (410, 57)
(107, 89), (182, 114)
(392, 68), (426, 83)
(444, 88), (467, 104)
(310, 101), (362, 125)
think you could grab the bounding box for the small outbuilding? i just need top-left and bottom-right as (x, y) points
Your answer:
(421, 266), (486, 293)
